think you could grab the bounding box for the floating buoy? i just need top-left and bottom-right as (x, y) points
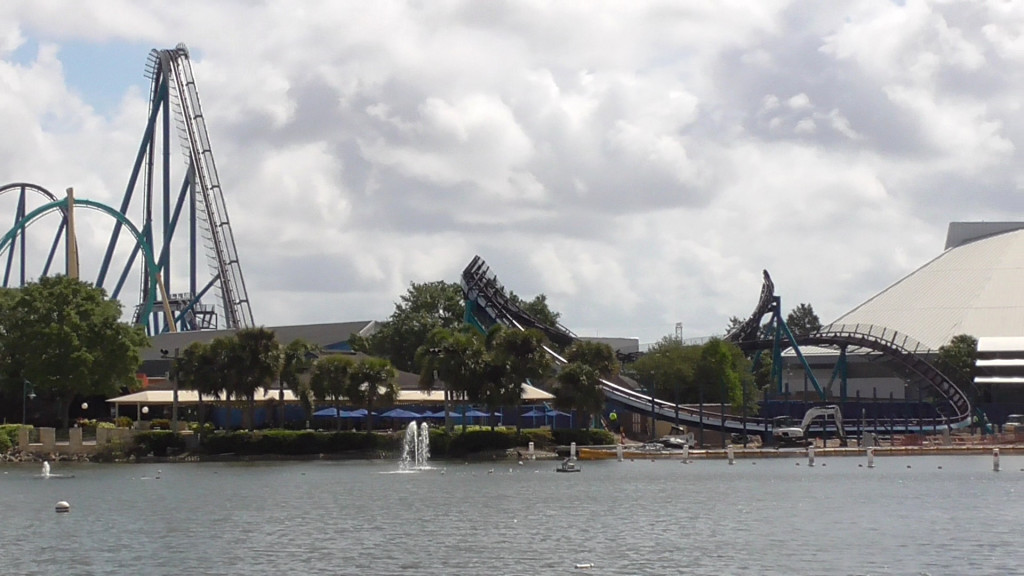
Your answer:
(727, 445), (735, 465)
(55, 501), (70, 513)
(574, 563), (594, 569)
(994, 448), (1001, 472)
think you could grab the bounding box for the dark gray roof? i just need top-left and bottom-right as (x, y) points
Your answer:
(141, 320), (376, 361)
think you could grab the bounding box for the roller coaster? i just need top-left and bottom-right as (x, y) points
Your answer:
(461, 256), (973, 438)
(0, 44), (252, 335)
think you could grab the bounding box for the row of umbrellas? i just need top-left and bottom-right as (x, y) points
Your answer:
(312, 407), (570, 419)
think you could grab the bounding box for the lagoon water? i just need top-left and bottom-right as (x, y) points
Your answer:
(1, 454), (1022, 575)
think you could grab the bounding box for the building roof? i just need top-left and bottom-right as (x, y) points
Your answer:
(106, 383), (553, 406)
(832, 223), (1024, 351)
(141, 321), (376, 361)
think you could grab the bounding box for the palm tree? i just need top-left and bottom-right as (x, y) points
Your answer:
(309, 355), (356, 431)
(483, 326), (553, 430)
(346, 357), (398, 433)
(416, 327), (486, 431)
(553, 340), (618, 428)
(232, 327), (282, 429)
(172, 341), (222, 432)
(279, 339), (319, 427)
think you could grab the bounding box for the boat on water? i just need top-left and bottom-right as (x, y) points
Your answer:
(556, 458), (581, 473)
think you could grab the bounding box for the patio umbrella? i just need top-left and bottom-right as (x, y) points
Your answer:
(379, 408), (422, 419)
(344, 409), (370, 417)
(522, 408), (546, 427)
(462, 409), (491, 418)
(313, 407), (344, 418)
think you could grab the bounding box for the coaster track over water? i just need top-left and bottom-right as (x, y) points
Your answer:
(461, 256), (973, 436)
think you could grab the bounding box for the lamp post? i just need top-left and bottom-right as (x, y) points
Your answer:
(160, 348), (180, 433)
(22, 379), (36, 425)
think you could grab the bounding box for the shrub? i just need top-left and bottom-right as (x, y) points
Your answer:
(115, 416), (134, 428)
(520, 428), (556, 448)
(199, 430), (400, 456)
(446, 429), (519, 456)
(150, 418), (171, 430)
(131, 431), (186, 457)
(552, 428), (615, 446)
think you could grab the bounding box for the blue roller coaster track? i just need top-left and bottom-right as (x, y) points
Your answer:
(0, 44), (252, 335)
(461, 256), (973, 437)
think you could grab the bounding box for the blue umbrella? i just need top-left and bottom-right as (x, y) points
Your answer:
(462, 409), (491, 418)
(313, 407), (345, 418)
(379, 408), (422, 419)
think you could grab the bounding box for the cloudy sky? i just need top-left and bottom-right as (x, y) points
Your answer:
(2, 0), (1022, 347)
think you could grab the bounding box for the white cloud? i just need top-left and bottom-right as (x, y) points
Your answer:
(3, 0), (1024, 348)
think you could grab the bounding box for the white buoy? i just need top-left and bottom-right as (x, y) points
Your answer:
(994, 448), (1000, 472)
(616, 444), (623, 462)
(570, 442), (577, 460)
(55, 501), (70, 513)
(807, 445), (815, 467)
(682, 444), (689, 462)
(574, 563), (594, 569)
(727, 444), (735, 465)
(867, 447), (875, 469)
(528, 441), (535, 460)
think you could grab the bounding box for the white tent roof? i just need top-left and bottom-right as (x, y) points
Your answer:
(832, 223), (1024, 351)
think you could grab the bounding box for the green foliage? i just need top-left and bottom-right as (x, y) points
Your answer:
(509, 292), (561, 331)
(552, 428), (615, 446)
(150, 418), (171, 430)
(0, 424), (21, 452)
(553, 340), (617, 426)
(347, 357), (398, 432)
(132, 431), (186, 457)
(115, 416), (134, 428)
(280, 339), (319, 422)
(519, 428), (555, 448)
(310, 355), (356, 405)
(627, 337), (700, 402)
(360, 280), (465, 372)
(786, 303), (822, 337)
(0, 275), (150, 428)
(201, 430), (399, 455)
(478, 326), (553, 416)
(936, 334), (978, 391)
(445, 429), (520, 455)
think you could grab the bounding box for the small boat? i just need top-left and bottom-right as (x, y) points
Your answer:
(556, 458), (581, 473)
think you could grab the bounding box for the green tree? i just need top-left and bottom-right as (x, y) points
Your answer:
(280, 339), (319, 426)
(510, 291), (561, 330)
(231, 327), (282, 429)
(346, 357), (399, 432)
(172, 341), (222, 430)
(786, 303), (822, 337)
(355, 281), (464, 372)
(480, 326), (554, 428)
(936, 334), (978, 396)
(627, 337), (700, 405)
(309, 354), (356, 430)
(415, 326), (487, 431)
(694, 338), (756, 414)
(553, 340), (617, 428)
(0, 276), (149, 429)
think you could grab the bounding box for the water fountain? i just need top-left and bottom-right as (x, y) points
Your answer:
(399, 421), (431, 471)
